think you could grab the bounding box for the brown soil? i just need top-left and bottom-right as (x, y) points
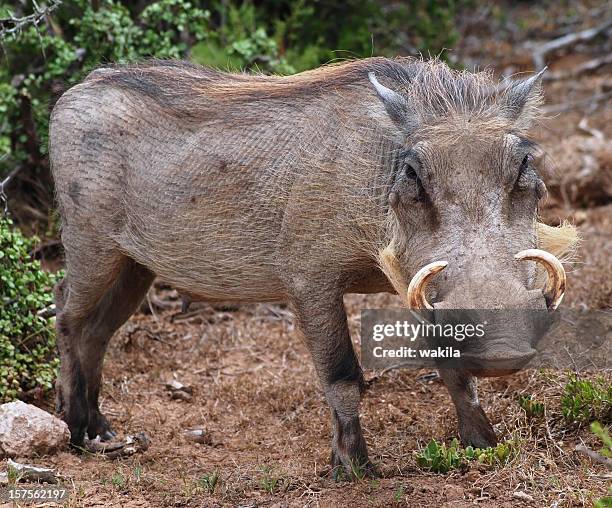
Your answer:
(2, 2), (611, 507)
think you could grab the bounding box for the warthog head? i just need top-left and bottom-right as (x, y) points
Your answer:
(370, 62), (577, 373)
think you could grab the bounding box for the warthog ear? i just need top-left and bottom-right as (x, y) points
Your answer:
(368, 72), (418, 134)
(500, 68), (546, 128)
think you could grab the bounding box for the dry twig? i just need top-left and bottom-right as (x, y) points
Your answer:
(544, 54), (612, 81)
(84, 432), (151, 459)
(0, 0), (62, 39)
(542, 91), (612, 115)
(575, 444), (612, 470)
(532, 19), (612, 69)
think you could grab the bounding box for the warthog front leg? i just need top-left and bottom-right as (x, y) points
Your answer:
(291, 288), (374, 479)
(439, 368), (497, 448)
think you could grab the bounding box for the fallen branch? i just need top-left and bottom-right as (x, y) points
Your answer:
(0, 162), (24, 216)
(84, 432), (151, 459)
(544, 54), (612, 81)
(575, 444), (612, 470)
(184, 427), (212, 445)
(365, 363), (410, 386)
(37, 303), (57, 319)
(541, 91), (612, 114)
(512, 491), (535, 503)
(165, 379), (193, 401)
(532, 18), (612, 69)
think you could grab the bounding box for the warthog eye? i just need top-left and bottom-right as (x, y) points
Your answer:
(404, 162), (428, 202)
(404, 163), (418, 180)
(515, 154), (533, 187)
(519, 154), (532, 174)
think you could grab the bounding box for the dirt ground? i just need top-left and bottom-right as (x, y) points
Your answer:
(2, 2), (611, 507)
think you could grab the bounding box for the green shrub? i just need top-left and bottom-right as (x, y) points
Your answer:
(197, 470), (220, 494)
(594, 497), (612, 508)
(415, 438), (516, 473)
(518, 394), (545, 418)
(0, 217), (61, 402)
(591, 421), (611, 458)
(0, 0), (212, 181)
(561, 374), (611, 425)
(191, 1), (293, 74)
(416, 438), (463, 473)
(591, 422), (612, 507)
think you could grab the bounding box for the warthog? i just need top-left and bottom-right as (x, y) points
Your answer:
(50, 57), (576, 476)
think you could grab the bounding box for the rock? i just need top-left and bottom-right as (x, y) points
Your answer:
(7, 459), (57, 483)
(513, 491), (534, 503)
(0, 401), (70, 457)
(165, 379), (193, 401)
(184, 427), (212, 445)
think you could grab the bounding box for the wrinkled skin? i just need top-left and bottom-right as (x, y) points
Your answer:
(49, 57), (552, 477)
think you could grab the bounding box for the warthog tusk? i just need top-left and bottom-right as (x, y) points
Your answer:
(406, 261), (448, 309)
(515, 249), (566, 310)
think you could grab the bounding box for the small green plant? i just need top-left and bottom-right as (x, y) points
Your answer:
(332, 464), (346, 482)
(0, 217), (62, 402)
(111, 471), (125, 489)
(348, 458), (368, 481)
(393, 484), (406, 502)
(561, 374), (611, 425)
(6, 463), (19, 484)
(463, 442), (515, 465)
(591, 423), (612, 508)
(594, 497), (612, 508)
(259, 465), (282, 494)
(416, 438), (463, 473)
(518, 394), (545, 418)
(416, 438), (516, 473)
(591, 422), (611, 458)
(197, 471), (220, 494)
(133, 465), (143, 482)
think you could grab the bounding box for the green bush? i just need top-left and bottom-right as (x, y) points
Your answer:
(0, 0), (213, 181)
(562, 374), (611, 425)
(191, 1), (294, 73)
(0, 217), (61, 402)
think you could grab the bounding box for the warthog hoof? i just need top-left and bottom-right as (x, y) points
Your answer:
(458, 405), (498, 449)
(330, 452), (379, 481)
(87, 410), (117, 442)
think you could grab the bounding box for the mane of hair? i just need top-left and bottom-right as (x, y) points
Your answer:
(85, 57), (542, 128)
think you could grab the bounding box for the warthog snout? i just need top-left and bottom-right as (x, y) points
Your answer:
(405, 249), (566, 375)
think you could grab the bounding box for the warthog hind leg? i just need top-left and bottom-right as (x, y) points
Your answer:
(55, 255), (154, 447)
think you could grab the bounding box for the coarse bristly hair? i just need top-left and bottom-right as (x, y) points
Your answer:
(87, 57), (544, 133)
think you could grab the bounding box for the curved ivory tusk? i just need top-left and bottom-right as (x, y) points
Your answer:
(515, 249), (566, 310)
(406, 261), (448, 309)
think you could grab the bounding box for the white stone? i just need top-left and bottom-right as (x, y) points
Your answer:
(0, 400), (70, 457)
